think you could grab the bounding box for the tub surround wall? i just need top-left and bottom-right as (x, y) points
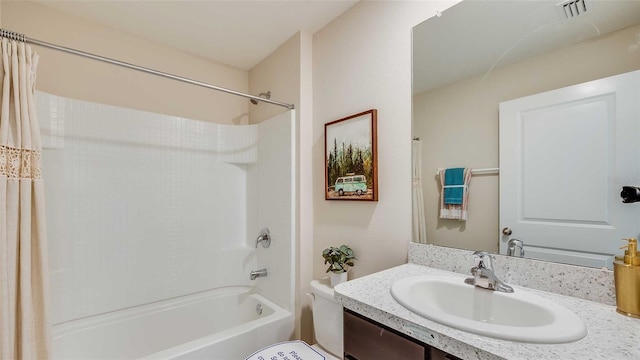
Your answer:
(38, 92), (294, 325)
(409, 243), (615, 306)
(251, 111), (296, 312)
(38, 92), (254, 324)
(248, 30), (315, 342)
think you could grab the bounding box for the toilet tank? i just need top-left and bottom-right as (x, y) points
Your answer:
(310, 278), (343, 358)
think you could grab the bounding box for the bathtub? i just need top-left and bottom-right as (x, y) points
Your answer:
(52, 287), (294, 360)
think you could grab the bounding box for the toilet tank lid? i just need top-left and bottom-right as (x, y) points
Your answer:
(310, 278), (335, 300)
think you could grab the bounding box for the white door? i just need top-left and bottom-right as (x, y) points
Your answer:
(499, 70), (640, 269)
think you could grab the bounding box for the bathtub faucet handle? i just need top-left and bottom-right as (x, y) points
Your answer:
(256, 228), (271, 248)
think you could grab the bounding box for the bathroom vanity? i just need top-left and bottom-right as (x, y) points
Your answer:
(334, 245), (640, 360)
(343, 309), (460, 360)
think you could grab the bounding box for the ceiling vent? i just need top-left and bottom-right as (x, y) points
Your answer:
(556, 0), (593, 20)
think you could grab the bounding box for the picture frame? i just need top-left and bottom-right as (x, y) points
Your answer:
(325, 109), (378, 201)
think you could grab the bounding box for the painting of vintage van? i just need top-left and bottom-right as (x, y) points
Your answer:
(325, 109), (378, 201)
(334, 175), (367, 196)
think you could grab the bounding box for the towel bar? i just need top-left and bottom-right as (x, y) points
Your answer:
(436, 168), (499, 176)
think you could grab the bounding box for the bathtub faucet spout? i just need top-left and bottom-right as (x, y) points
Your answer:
(250, 268), (268, 280)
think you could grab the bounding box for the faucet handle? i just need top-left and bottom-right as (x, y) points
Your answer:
(256, 228), (271, 248)
(472, 251), (493, 269)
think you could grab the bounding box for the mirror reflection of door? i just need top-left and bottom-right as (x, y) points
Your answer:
(499, 70), (640, 269)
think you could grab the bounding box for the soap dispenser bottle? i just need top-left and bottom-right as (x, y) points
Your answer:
(614, 238), (640, 318)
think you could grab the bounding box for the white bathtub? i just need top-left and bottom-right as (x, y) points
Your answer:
(52, 287), (294, 360)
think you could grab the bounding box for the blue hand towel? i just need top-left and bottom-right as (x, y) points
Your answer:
(443, 168), (465, 205)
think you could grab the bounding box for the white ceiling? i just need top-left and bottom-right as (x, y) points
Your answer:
(413, 0), (640, 94)
(34, 0), (358, 70)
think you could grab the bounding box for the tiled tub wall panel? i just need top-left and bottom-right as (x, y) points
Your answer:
(254, 111), (295, 311)
(39, 92), (259, 324)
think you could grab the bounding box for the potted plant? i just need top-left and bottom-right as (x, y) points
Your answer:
(322, 245), (357, 287)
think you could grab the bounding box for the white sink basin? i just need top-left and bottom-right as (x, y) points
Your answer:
(391, 275), (587, 343)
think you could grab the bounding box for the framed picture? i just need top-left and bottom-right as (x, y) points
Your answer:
(325, 109), (378, 201)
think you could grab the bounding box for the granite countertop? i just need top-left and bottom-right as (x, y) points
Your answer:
(334, 263), (640, 360)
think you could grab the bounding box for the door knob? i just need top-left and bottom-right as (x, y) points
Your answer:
(502, 227), (512, 236)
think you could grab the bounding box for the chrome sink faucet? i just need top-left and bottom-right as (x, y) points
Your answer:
(464, 251), (514, 293)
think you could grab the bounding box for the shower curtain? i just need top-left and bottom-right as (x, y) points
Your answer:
(412, 139), (427, 244)
(0, 38), (51, 359)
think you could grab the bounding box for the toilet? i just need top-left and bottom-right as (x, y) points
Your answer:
(309, 277), (343, 359)
(245, 277), (343, 360)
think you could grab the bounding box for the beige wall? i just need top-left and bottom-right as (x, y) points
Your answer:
(248, 31), (315, 343)
(2, 1), (248, 124)
(248, 33), (299, 124)
(297, 30), (314, 344)
(414, 24), (640, 252)
(312, 1), (458, 282)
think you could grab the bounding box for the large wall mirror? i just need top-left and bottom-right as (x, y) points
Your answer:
(412, 0), (640, 269)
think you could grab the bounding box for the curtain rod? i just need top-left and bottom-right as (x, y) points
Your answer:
(0, 29), (295, 110)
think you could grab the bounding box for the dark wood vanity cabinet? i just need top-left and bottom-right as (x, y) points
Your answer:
(343, 309), (462, 360)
